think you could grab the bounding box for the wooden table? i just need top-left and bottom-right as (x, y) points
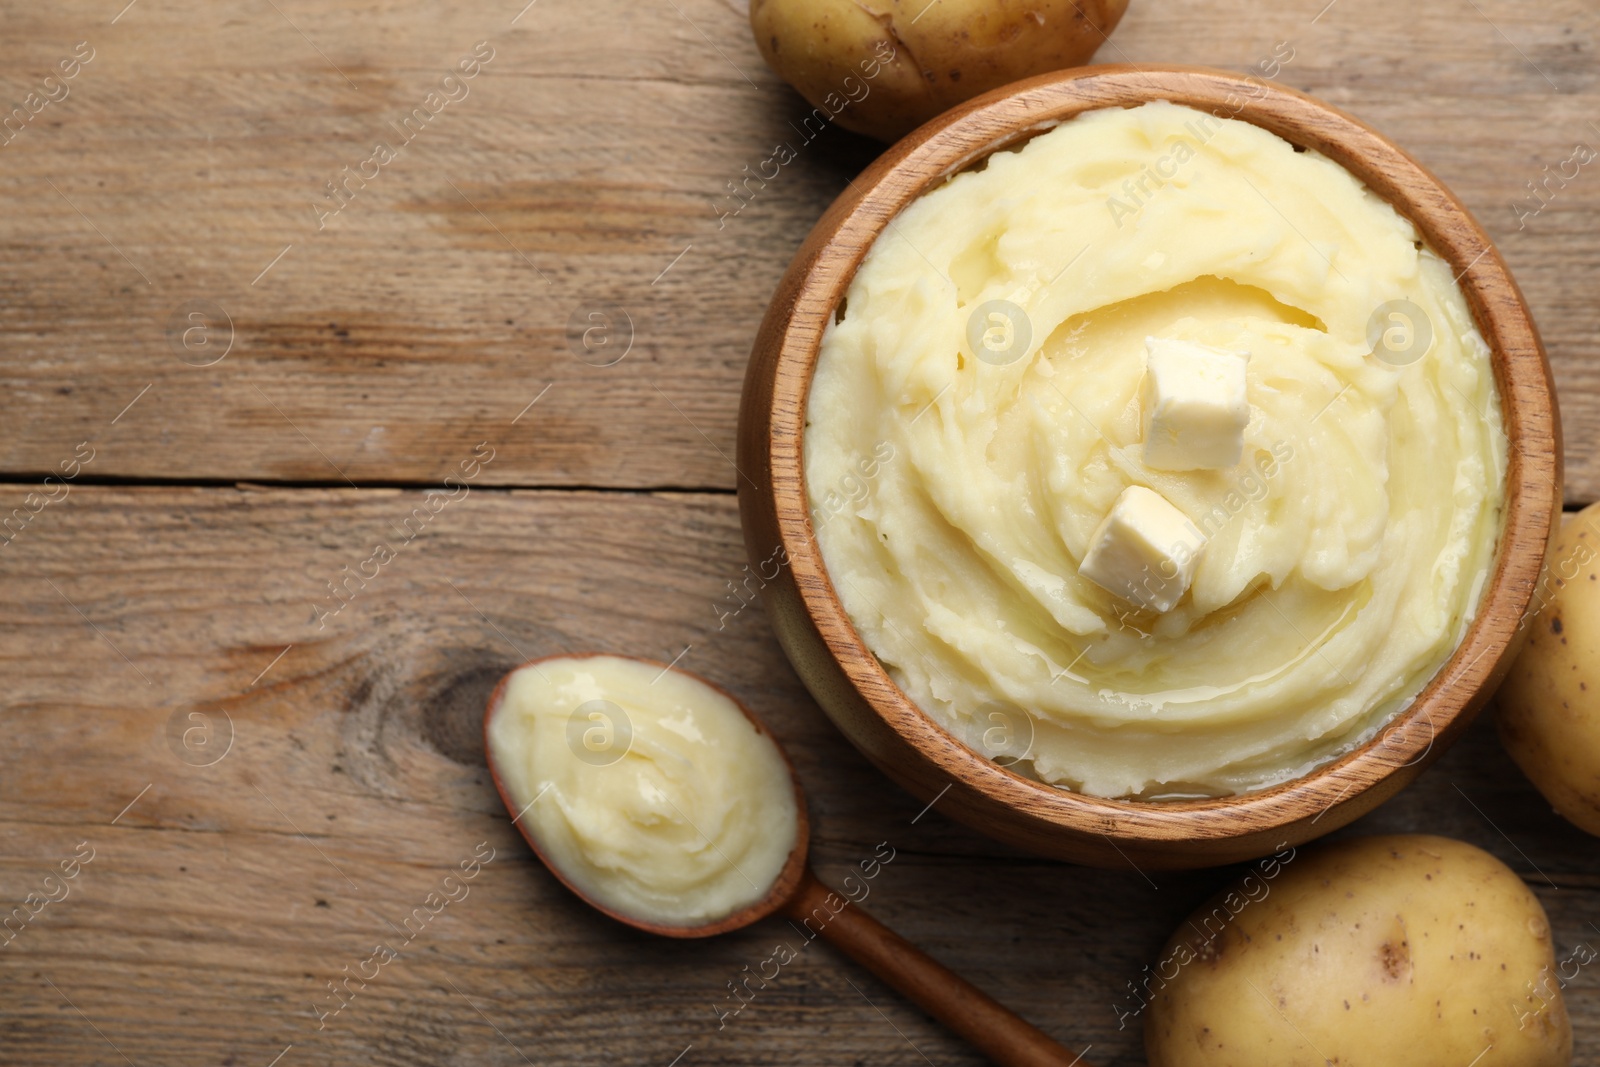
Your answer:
(2, 1), (1597, 1064)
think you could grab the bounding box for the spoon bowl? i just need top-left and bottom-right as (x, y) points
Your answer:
(484, 652), (812, 938)
(484, 652), (1095, 1067)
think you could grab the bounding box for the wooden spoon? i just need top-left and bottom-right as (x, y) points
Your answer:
(484, 654), (1093, 1067)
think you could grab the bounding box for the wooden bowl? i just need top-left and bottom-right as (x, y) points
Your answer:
(736, 66), (1562, 870)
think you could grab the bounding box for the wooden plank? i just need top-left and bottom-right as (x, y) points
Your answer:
(4, 0), (1600, 1064)
(1, 0), (1598, 499)
(0, 486), (1594, 1065)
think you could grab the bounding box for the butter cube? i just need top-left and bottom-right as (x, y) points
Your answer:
(1142, 337), (1250, 471)
(1078, 485), (1207, 613)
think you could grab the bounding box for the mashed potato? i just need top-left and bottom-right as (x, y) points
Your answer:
(805, 102), (1507, 799)
(488, 656), (799, 925)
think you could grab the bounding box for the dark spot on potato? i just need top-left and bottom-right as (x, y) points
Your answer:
(1379, 939), (1412, 980)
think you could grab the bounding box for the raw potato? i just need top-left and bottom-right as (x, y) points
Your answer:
(1145, 835), (1571, 1067)
(749, 0), (1130, 142)
(1498, 502), (1600, 836)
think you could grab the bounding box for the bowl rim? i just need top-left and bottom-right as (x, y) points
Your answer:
(743, 64), (1561, 850)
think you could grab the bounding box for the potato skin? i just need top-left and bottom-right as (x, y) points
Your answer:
(1144, 835), (1571, 1067)
(1497, 502), (1600, 836)
(749, 0), (1130, 142)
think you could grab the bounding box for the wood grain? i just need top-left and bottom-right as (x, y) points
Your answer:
(2, 0), (1599, 1063)
(0, 0), (1598, 499)
(0, 486), (1594, 1067)
(782, 868), (1094, 1067)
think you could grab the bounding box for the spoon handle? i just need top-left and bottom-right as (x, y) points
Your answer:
(782, 868), (1093, 1067)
